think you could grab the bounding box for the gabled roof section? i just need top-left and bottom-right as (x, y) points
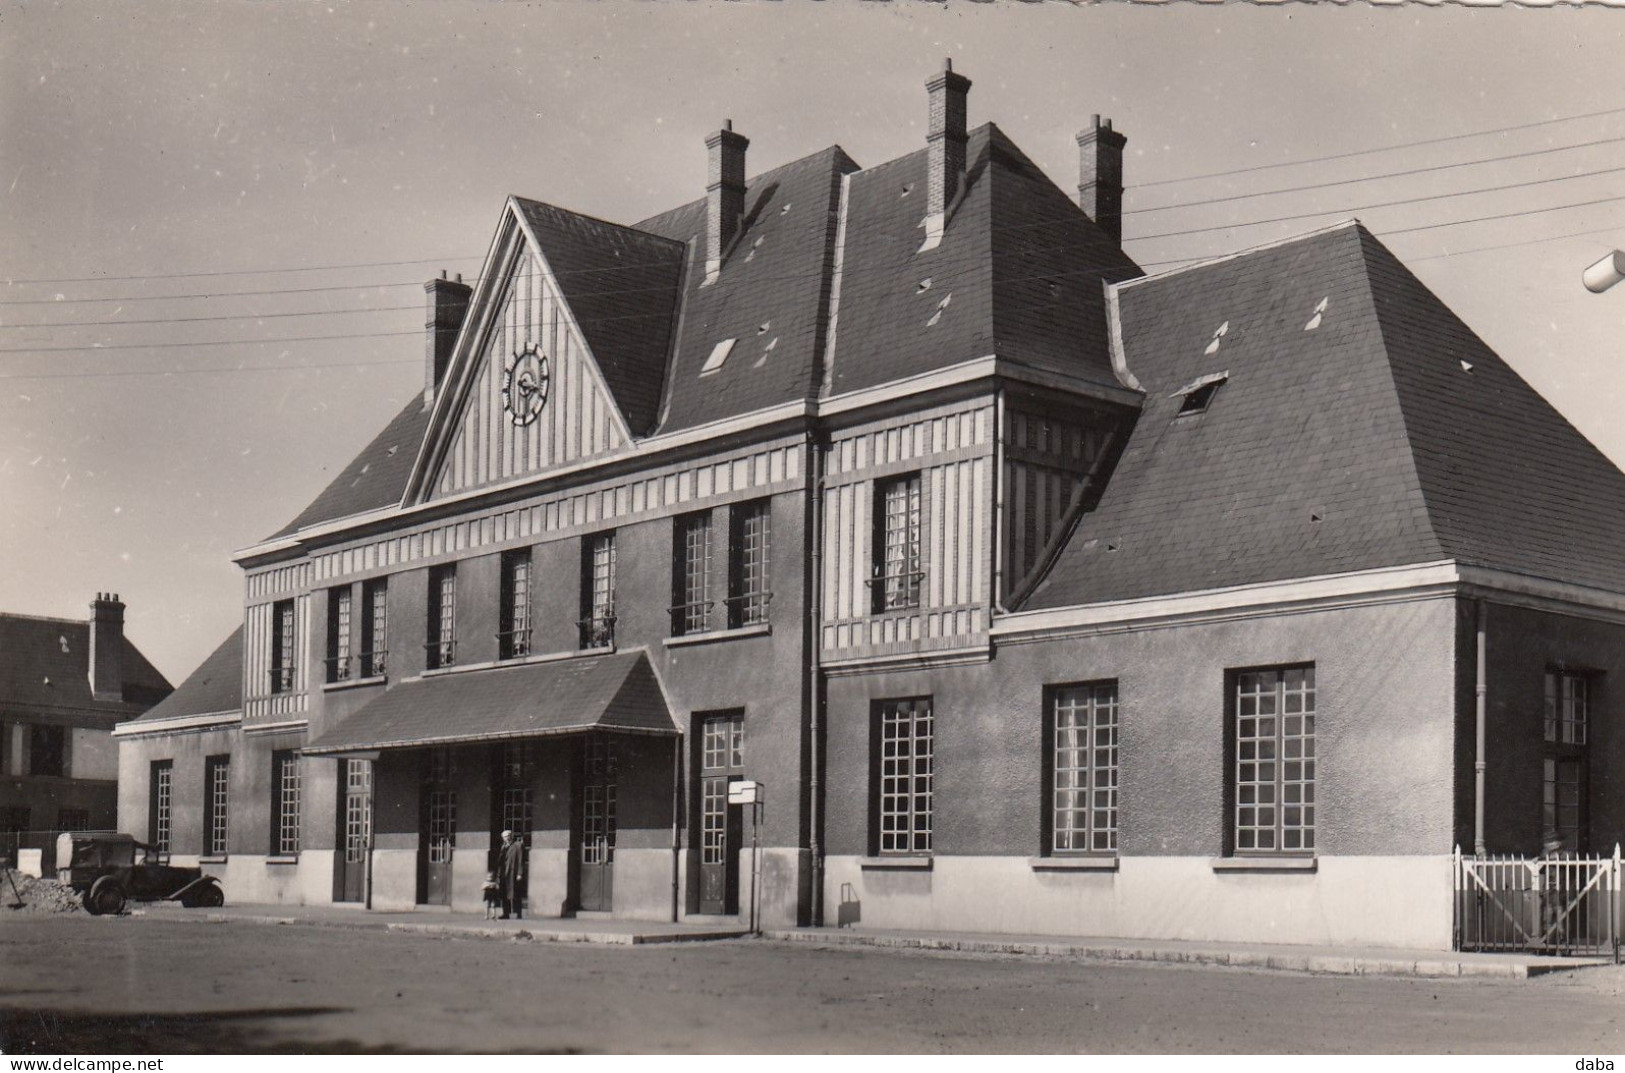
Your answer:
(122, 626), (241, 724)
(511, 198), (686, 436)
(638, 145), (857, 433)
(826, 124), (1138, 398)
(0, 613), (172, 712)
(270, 397), (430, 539)
(1023, 223), (1445, 610)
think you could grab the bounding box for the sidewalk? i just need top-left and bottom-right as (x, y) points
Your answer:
(762, 925), (1617, 980)
(132, 901), (749, 945)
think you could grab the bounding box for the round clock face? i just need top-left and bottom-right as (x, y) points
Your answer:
(501, 346), (550, 426)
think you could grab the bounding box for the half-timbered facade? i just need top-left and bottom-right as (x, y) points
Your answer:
(118, 62), (1625, 948)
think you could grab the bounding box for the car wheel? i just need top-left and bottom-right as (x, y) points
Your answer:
(196, 884), (224, 908)
(89, 877), (127, 916)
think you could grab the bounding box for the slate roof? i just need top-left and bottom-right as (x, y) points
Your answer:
(0, 613), (172, 715)
(1023, 221), (1625, 610)
(514, 199), (686, 436)
(303, 650), (676, 755)
(122, 626), (242, 724)
(271, 398), (431, 539)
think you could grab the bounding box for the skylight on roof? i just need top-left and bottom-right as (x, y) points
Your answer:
(701, 338), (736, 376)
(1172, 371), (1228, 416)
(916, 278), (933, 294)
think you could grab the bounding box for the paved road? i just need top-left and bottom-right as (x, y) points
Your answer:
(0, 916), (1621, 1053)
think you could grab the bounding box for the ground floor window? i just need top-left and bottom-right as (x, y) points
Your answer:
(1232, 666), (1316, 854)
(1047, 682), (1118, 854)
(272, 751), (302, 856)
(205, 755), (230, 856)
(874, 697), (933, 855)
(149, 760), (173, 853)
(56, 808), (89, 832)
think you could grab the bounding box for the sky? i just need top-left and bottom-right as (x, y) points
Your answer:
(3, 2), (1625, 684)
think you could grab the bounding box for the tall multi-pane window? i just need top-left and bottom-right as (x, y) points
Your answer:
(1233, 666), (1316, 854)
(150, 760), (173, 853)
(500, 742), (535, 845)
(343, 758), (372, 866)
(270, 599), (296, 693)
(271, 751), (302, 856)
(204, 755), (230, 856)
(56, 808), (90, 833)
(580, 532), (617, 649)
(1049, 682), (1119, 854)
(873, 474), (923, 612)
(500, 550), (532, 659)
(1544, 669), (1591, 852)
(326, 586), (352, 683)
(361, 578), (388, 677)
(875, 697), (933, 855)
(672, 512), (713, 636)
(727, 500), (771, 628)
(427, 565), (457, 669)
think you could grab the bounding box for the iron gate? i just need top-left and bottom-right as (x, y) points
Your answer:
(1455, 845), (1621, 960)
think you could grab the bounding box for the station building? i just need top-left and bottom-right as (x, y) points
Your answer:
(116, 64), (1624, 948)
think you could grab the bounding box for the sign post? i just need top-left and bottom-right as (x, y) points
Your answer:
(729, 780), (763, 933)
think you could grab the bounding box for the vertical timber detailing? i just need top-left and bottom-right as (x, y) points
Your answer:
(1475, 599), (1488, 857)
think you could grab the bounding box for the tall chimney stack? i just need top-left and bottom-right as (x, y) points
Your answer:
(88, 592), (125, 702)
(1078, 115), (1128, 246)
(923, 58), (971, 251)
(424, 271), (472, 406)
(705, 120), (749, 285)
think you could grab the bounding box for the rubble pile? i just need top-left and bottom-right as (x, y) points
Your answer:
(2, 869), (83, 914)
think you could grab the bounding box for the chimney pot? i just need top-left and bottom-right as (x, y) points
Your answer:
(705, 122), (750, 285)
(1078, 116), (1129, 246)
(88, 592), (125, 702)
(424, 275), (473, 406)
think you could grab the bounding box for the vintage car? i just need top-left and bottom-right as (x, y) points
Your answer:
(55, 831), (224, 915)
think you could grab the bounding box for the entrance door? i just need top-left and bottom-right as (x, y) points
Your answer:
(420, 749), (455, 906)
(337, 758), (372, 902)
(698, 712), (744, 915)
(577, 737), (616, 912)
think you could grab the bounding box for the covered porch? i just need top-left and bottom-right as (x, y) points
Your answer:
(304, 650), (682, 921)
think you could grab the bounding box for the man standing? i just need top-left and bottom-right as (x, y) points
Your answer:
(498, 828), (525, 920)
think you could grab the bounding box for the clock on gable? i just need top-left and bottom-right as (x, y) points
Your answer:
(501, 344), (550, 426)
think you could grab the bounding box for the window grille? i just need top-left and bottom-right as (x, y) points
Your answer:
(427, 566), (457, 669)
(361, 578), (388, 676)
(151, 761), (172, 853)
(702, 713), (744, 771)
(343, 758), (371, 865)
(273, 751), (302, 856)
(1234, 667), (1316, 854)
(579, 533), (617, 649)
(427, 790), (456, 864)
(270, 600), (296, 693)
(205, 755), (230, 856)
(327, 586), (352, 682)
(873, 475), (923, 612)
(581, 739), (617, 865)
(876, 698), (933, 854)
(671, 512), (714, 635)
(727, 500), (772, 628)
(1051, 683), (1118, 853)
(700, 713), (744, 867)
(56, 808), (90, 833)
(1546, 671), (1589, 746)
(499, 550), (532, 659)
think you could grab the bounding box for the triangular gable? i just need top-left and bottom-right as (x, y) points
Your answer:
(407, 200), (683, 503)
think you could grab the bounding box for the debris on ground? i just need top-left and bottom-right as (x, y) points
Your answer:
(2, 868), (83, 914)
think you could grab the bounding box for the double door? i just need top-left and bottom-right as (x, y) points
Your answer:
(698, 713), (744, 916)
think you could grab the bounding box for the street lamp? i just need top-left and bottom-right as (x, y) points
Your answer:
(1583, 250), (1625, 293)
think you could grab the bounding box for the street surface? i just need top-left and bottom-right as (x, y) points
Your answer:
(0, 916), (1621, 1053)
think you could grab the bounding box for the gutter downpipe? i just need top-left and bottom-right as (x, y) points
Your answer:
(671, 731), (683, 922)
(808, 429), (827, 926)
(1474, 598), (1487, 858)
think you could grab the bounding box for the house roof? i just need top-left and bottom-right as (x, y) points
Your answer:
(303, 649), (676, 755)
(271, 397), (431, 539)
(0, 613), (172, 714)
(123, 626), (242, 724)
(1023, 221), (1625, 610)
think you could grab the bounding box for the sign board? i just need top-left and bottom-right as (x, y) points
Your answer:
(727, 780), (761, 805)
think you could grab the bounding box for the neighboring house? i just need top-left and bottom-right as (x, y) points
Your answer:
(2, 594), (172, 865)
(115, 63), (1623, 950)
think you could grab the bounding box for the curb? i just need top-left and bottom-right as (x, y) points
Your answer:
(143, 909), (750, 946)
(761, 929), (1576, 980)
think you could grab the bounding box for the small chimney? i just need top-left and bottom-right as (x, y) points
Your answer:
(922, 58), (972, 252)
(89, 592), (125, 702)
(1078, 115), (1128, 246)
(705, 120), (749, 285)
(424, 270), (472, 406)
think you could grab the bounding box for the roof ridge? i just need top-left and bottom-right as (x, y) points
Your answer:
(510, 195), (687, 252)
(0, 612), (85, 626)
(1116, 219), (1363, 292)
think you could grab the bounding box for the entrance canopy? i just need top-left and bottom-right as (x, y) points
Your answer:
(304, 650), (677, 756)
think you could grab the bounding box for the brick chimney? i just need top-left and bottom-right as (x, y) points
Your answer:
(1078, 115), (1128, 246)
(922, 58), (971, 252)
(88, 592), (125, 702)
(705, 120), (749, 286)
(424, 271), (472, 406)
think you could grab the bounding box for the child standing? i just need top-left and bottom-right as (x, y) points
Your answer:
(482, 870), (502, 920)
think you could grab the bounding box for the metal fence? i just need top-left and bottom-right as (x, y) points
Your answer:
(1455, 845), (1622, 961)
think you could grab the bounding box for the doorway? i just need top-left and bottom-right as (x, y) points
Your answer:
(575, 736), (616, 912)
(697, 712), (744, 916)
(337, 758), (372, 903)
(419, 748), (455, 906)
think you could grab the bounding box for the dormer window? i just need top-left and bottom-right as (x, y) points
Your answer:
(1173, 371), (1229, 417)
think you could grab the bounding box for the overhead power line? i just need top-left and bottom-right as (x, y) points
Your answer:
(6, 256), (481, 286)
(0, 277), (487, 307)
(0, 358), (422, 382)
(0, 303), (422, 330)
